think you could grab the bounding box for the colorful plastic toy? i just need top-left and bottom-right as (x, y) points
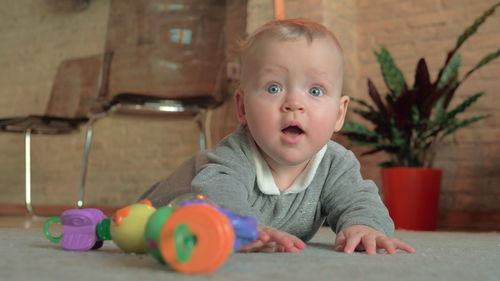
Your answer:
(144, 194), (258, 273)
(43, 200), (153, 253)
(43, 208), (107, 251)
(111, 200), (156, 253)
(43, 194), (258, 274)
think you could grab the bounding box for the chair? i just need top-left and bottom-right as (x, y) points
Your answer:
(103, 39), (228, 147)
(103, 0), (228, 116)
(73, 0), (230, 205)
(0, 54), (106, 214)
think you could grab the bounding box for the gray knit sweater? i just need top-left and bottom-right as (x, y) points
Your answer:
(141, 127), (394, 242)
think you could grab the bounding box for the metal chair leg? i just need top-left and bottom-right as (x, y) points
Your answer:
(199, 131), (206, 151)
(24, 129), (33, 215)
(195, 110), (209, 151)
(77, 121), (94, 208)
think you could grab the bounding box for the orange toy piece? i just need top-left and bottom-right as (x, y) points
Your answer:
(158, 204), (235, 274)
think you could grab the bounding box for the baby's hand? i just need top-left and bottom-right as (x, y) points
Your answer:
(238, 225), (306, 253)
(334, 225), (415, 255)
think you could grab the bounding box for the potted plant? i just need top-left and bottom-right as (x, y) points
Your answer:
(342, 3), (500, 230)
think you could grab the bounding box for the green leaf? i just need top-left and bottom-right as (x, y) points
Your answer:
(444, 92), (485, 121)
(379, 161), (396, 168)
(411, 106), (420, 123)
(437, 2), (499, 86)
(342, 122), (379, 138)
(475, 48), (500, 68)
(463, 48), (500, 81)
(389, 121), (407, 147)
(374, 47), (407, 96)
(350, 97), (376, 111)
(455, 3), (500, 52)
(442, 115), (489, 137)
(352, 108), (383, 125)
(427, 91), (484, 140)
(437, 54), (461, 90)
(434, 80), (458, 122)
(348, 139), (381, 147)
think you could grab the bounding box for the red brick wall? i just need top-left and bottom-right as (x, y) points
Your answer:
(356, 0), (500, 217)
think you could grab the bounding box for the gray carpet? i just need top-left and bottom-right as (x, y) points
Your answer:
(1, 227), (500, 281)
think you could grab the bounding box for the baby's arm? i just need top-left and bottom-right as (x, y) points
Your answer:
(191, 151), (306, 253)
(320, 149), (415, 253)
(334, 225), (415, 254)
(238, 225), (306, 253)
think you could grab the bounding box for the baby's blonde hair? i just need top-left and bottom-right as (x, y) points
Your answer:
(237, 18), (344, 84)
(239, 18), (343, 63)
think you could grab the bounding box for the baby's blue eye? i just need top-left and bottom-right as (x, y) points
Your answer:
(266, 84), (282, 94)
(309, 87), (324, 97)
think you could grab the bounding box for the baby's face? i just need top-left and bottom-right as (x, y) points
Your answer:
(236, 35), (349, 168)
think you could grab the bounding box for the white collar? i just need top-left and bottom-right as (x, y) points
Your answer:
(247, 134), (327, 195)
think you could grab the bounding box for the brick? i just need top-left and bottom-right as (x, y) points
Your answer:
(460, 49), (499, 68)
(442, 0), (499, 9)
(452, 126), (500, 144)
(414, 38), (457, 56)
(286, 0), (323, 19)
(358, 0), (399, 9)
(360, 1), (442, 24)
(477, 61), (500, 81)
(359, 19), (408, 34)
(391, 0), (441, 16)
(407, 11), (451, 28)
(247, 0), (273, 33)
(464, 34), (500, 51)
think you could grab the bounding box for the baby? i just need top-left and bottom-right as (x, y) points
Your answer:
(140, 18), (414, 255)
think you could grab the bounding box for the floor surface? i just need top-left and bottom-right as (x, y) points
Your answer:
(1, 216), (500, 281)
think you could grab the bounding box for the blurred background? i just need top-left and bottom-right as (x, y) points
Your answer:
(0, 0), (498, 230)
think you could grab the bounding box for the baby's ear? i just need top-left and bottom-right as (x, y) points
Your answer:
(334, 95), (350, 132)
(234, 88), (247, 125)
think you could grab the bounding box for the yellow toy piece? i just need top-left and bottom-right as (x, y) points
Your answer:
(110, 200), (156, 253)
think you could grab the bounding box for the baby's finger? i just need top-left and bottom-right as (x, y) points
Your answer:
(259, 242), (299, 253)
(266, 228), (295, 247)
(259, 242), (278, 253)
(271, 231), (305, 251)
(290, 236), (306, 250)
(256, 225), (305, 251)
(276, 244), (286, 252)
(361, 235), (377, 255)
(376, 237), (396, 254)
(258, 231), (271, 243)
(238, 239), (264, 252)
(393, 238), (416, 253)
(343, 234), (362, 254)
(285, 245), (302, 253)
(334, 232), (346, 251)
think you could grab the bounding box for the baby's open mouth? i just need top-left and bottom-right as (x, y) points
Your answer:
(282, 125), (304, 137)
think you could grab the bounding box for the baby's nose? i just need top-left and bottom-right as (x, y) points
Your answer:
(282, 95), (305, 112)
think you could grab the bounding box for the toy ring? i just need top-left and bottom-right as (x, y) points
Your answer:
(43, 216), (62, 244)
(159, 204), (235, 274)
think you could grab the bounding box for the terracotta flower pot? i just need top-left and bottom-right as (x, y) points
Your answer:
(382, 167), (442, 231)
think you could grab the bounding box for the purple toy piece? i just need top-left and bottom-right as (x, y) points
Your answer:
(60, 208), (105, 251)
(180, 199), (258, 251)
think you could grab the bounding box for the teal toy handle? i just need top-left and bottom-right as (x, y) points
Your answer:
(43, 216), (62, 244)
(174, 223), (196, 263)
